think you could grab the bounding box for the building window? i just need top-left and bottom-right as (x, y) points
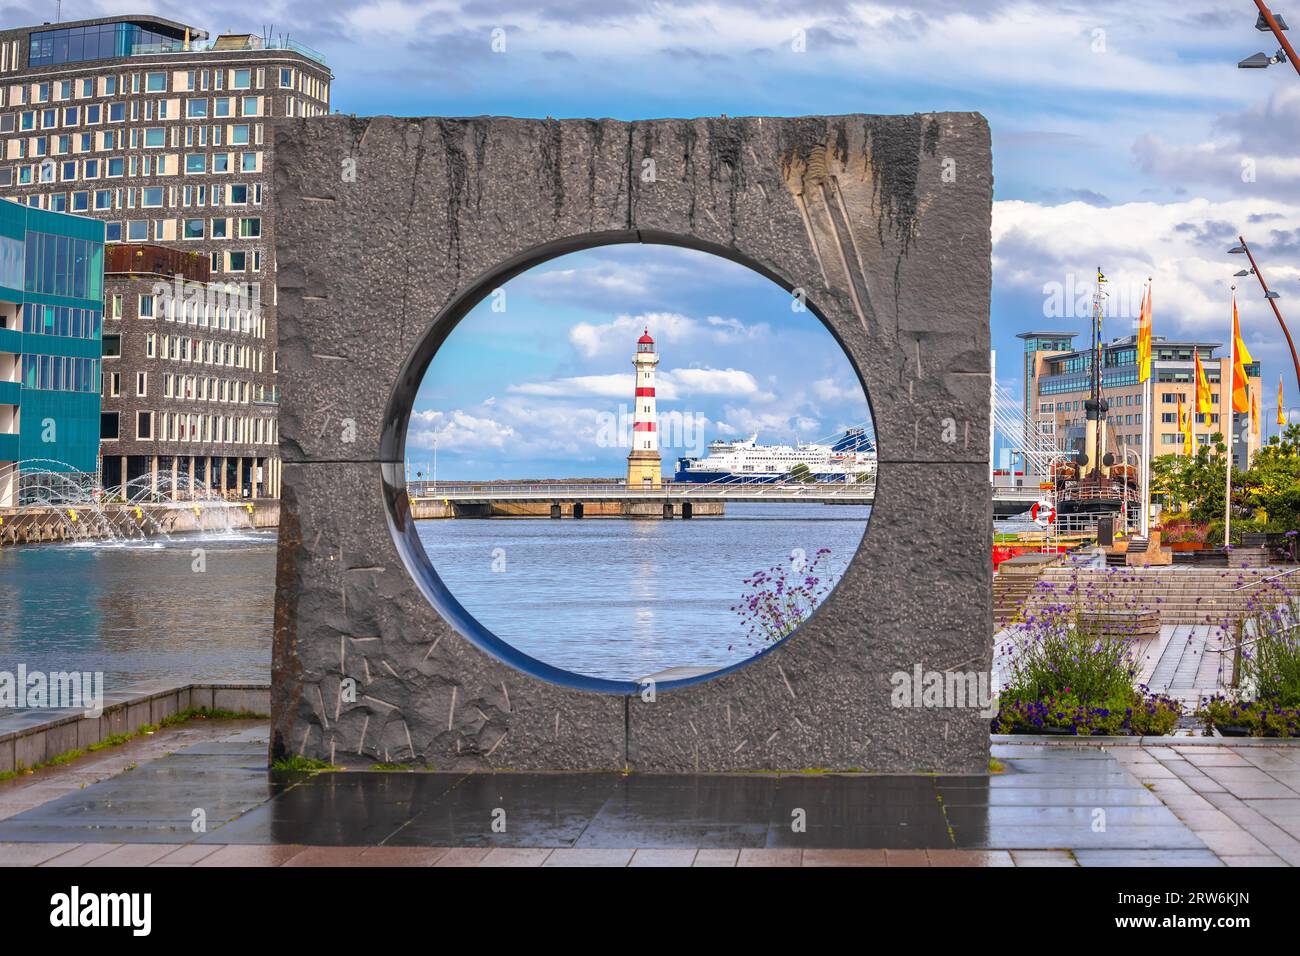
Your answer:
(232, 68), (251, 90)
(183, 218), (204, 239)
(137, 411), (153, 440)
(101, 412), (119, 439)
(137, 371), (148, 397)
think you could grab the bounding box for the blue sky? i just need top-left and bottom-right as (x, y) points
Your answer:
(409, 246), (870, 479)
(24, 1), (1300, 451)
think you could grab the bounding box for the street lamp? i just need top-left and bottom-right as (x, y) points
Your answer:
(1229, 236), (1300, 398)
(1238, 2), (1299, 76)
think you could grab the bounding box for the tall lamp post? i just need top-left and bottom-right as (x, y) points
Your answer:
(1230, 237), (1300, 398)
(1238, 1), (1300, 76)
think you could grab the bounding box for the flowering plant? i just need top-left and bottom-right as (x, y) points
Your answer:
(732, 548), (837, 646)
(995, 569), (1181, 735)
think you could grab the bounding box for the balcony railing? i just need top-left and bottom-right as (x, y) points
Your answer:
(130, 37), (327, 66)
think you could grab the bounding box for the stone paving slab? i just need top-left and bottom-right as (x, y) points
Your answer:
(0, 721), (1297, 865)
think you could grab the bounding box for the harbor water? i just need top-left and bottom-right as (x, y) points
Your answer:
(0, 503), (872, 689)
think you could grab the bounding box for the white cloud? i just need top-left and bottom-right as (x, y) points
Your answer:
(1133, 86), (1300, 201)
(715, 406), (823, 439)
(509, 373), (645, 400)
(663, 367), (770, 400)
(812, 377), (863, 403)
(705, 315), (770, 344)
(992, 195), (1300, 359)
(568, 312), (698, 358)
(407, 408), (516, 451)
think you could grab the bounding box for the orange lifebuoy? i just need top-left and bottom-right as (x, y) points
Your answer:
(1031, 500), (1056, 526)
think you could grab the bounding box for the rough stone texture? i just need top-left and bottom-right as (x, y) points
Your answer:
(271, 114), (993, 772)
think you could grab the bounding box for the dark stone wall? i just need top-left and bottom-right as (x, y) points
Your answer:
(271, 114), (993, 773)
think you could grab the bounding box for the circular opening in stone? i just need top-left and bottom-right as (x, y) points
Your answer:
(390, 240), (876, 692)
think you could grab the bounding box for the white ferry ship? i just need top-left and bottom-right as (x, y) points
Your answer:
(674, 428), (877, 483)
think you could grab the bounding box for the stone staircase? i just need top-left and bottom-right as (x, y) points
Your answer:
(993, 553), (1062, 629)
(1023, 566), (1300, 626)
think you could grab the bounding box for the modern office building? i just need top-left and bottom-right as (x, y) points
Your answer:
(0, 198), (105, 507)
(1019, 331), (1264, 476)
(100, 242), (278, 498)
(0, 14), (333, 498)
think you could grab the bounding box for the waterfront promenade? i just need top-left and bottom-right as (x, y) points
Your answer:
(1, 713), (1297, 866)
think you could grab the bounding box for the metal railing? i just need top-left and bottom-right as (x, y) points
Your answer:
(409, 480), (877, 501)
(131, 37), (328, 66)
(1230, 565), (1300, 591)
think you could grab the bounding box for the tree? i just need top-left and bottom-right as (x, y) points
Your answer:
(1149, 432), (1230, 523)
(1153, 424), (1300, 534)
(789, 463), (815, 483)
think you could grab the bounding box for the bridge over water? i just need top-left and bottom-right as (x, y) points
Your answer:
(406, 480), (1042, 518)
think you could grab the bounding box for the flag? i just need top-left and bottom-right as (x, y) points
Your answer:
(1136, 281), (1152, 383)
(1280, 375), (1286, 427)
(1194, 349), (1213, 415)
(1232, 293), (1253, 415)
(1179, 394), (1194, 456)
(1253, 388), (1260, 437)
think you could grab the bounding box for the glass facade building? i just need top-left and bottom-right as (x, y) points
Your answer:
(0, 198), (105, 506)
(0, 14), (334, 501)
(27, 22), (187, 68)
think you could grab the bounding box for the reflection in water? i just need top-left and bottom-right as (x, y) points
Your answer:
(0, 532), (276, 690)
(419, 502), (870, 680)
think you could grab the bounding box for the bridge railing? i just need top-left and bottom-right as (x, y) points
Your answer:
(408, 481), (878, 499)
(406, 480), (1042, 501)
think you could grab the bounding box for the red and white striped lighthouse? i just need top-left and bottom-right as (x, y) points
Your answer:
(626, 327), (662, 488)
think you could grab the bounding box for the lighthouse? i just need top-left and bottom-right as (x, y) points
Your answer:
(626, 328), (662, 488)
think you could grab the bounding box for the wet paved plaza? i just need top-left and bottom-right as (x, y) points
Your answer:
(2, 722), (1299, 866)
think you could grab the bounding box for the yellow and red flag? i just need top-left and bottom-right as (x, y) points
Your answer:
(1253, 388), (1261, 437)
(1179, 394), (1194, 455)
(1279, 375), (1286, 427)
(1194, 349), (1213, 415)
(1232, 293), (1253, 415)
(1136, 281), (1152, 383)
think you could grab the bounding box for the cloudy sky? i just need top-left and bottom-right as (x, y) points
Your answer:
(409, 245), (871, 478)
(23, 1), (1300, 469)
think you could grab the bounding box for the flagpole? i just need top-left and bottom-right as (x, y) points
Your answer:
(1142, 376), (1151, 536)
(1140, 277), (1152, 538)
(1225, 286), (1236, 548)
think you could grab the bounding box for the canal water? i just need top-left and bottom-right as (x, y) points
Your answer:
(0, 503), (873, 690)
(418, 502), (871, 679)
(0, 532), (277, 689)
(3, 508), (1039, 690)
